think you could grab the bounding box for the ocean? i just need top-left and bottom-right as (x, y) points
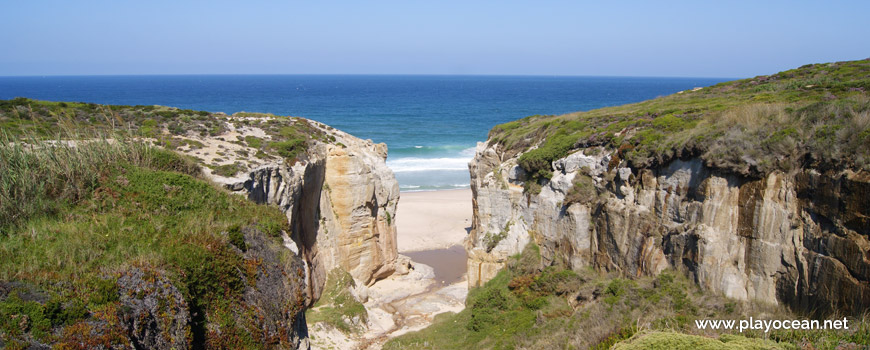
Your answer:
(0, 75), (728, 191)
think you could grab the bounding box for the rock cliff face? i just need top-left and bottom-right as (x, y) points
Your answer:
(467, 141), (870, 315)
(224, 122), (400, 303)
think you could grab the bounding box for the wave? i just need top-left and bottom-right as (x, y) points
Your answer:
(389, 144), (477, 158)
(400, 183), (472, 192)
(387, 157), (471, 172)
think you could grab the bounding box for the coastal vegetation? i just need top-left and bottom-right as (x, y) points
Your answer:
(488, 59), (870, 192)
(306, 269), (368, 334)
(0, 98), (335, 170)
(385, 243), (869, 349)
(0, 135), (305, 348)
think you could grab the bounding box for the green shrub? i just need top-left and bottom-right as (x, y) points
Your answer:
(168, 242), (244, 310)
(210, 163), (242, 177)
(138, 119), (159, 137)
(228, 225), (247, 252)
(0, 293), (53, 340)
(270, 139), (306, 161)
(244, 135), (263, 149)
(483, 221), (512, 252)
(306, 269), (368, 334)
(468, 282), (515, 331)
(88, 278), (120, 305)
(490, 59), (870, 181)
(564, 173), (597, 206)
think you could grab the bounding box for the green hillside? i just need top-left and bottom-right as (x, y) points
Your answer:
(0, 98), (337, 177)
(488, 59), (870, 191)
(0, 137), (306, 348)
(385, 244), (869, 350)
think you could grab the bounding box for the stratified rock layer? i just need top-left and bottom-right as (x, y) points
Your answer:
(227, 122), (400, 302)
(467, 141), (870, 315)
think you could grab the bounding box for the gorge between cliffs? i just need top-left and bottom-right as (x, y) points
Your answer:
(1, 59), (869, 350)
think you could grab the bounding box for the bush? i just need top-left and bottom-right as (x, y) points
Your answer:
(306, 269), (368, 334)
(228, 225), (247, 252)
(468, 285), (514, 331)
(244, 135), (263, 149)
(210, 163), (242, 177)
(169, 242), (244, 310)
(564, 173), (597, 206)
(270, 139), (306, 161)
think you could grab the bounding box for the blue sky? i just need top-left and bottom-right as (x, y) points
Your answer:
(2, 0), (868, 77)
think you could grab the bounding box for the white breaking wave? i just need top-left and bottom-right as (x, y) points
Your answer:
(387, 156), (471, 172)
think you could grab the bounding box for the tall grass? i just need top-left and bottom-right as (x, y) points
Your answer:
(0, 132), (200, 234)
(0, 130), (298, 348)
(0, 130), (287, 290)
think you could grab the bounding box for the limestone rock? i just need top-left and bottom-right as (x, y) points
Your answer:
(467, 139), (870, 315)
(220, 120), (400, 302)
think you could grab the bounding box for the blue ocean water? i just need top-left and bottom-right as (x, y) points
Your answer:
(0, 75), (728, 191)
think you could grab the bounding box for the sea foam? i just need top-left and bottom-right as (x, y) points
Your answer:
(386, 157), (471, 172)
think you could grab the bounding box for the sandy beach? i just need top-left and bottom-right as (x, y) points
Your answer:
(311, 189), (474, 349)
(395, 189), (473, 252)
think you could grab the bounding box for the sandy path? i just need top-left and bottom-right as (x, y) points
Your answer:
(396, 189), (473, 252)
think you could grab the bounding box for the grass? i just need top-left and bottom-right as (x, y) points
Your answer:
(0, 132), (200, 234)
(563, 172), (597, 206)
(305, 269), (368, 334)
(384, 243), (869, 350)
(0, 97), (338, 167)
(612, 331), (793, 350)
(209, 162), (243, 177)
(490, 59), (870, 191)
(0, 135), (296, 348)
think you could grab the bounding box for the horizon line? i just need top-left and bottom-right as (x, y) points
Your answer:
(0, 72), (739, 80)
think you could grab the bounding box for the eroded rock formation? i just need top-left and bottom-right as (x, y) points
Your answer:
(467, 141), (870, 315)
(225, 122), (401, 302)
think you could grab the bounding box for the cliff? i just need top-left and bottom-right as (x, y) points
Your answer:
(0, 99), (402, 348)
(222, 123), (400, 302)
(467, 59), (870, 316)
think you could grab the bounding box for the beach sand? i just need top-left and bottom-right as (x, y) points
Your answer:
(396, 188), (473, 252)
(312, 189), (474, 349)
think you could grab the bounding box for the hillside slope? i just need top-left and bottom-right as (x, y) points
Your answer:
(439, 59), (870, 349)
(0, 140), (308, 349)
(0, 99), (403, 348)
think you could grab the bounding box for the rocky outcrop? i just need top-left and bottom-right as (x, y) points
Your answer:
(117, 268), (192, 349)
(237, 226), (310, 348)
(467, 141), (870, 315)
(225, 122), (400, 302)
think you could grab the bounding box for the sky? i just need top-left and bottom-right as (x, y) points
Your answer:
(1, 0), (868, 78)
